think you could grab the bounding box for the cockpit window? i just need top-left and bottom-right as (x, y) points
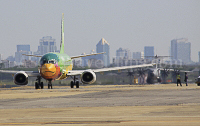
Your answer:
(43, 60), (48, 64)
(40, 59), (57, 65)
(48, 60), (56, 64)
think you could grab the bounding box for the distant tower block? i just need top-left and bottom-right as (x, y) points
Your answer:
(96, 38), (110, 67)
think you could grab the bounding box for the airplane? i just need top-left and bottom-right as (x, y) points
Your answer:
(141, 66), (192, 84)
(122, 55), (170, 84)
(142, 55), (171, 83)
(0, 13), (155, 89)
(145, 55), (171, 59)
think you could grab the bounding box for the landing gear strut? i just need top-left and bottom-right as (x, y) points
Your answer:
(35, 76), (44, 89)
(48, 80), (53, 89)
(70, 76), (79, 88)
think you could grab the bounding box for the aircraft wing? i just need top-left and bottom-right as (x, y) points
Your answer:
(67, 63), (155, 76)
(0, 70), (40, 77)
(92, 64), (154, 72)
(22, 54), (42, 57)
(23, 52), (106, 59)
(70, 52), (105, 59)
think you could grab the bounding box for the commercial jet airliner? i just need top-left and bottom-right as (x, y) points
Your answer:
(0, 13), (154, 89)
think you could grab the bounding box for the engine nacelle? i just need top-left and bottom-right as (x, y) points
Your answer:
(81, 70), (96, 84)
(14, 71), (28, 85)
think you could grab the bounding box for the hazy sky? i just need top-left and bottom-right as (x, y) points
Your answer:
(0, 0), (200, 61)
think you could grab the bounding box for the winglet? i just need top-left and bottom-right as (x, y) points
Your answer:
(60, 13), (65, 54)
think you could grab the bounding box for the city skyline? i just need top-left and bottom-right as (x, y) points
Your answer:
(0, 0), (199, 62)
(0, 36), (197, 68)
(1, 36), (197, 63)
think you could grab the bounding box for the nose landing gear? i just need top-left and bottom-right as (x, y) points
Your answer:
(48, 81), (53, 89)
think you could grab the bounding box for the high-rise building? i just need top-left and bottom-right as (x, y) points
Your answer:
(171, 39), (178, 60)
(0, 54), (3, 63)
(115, 48), (131, 66)
(170, 38), (191, 63)
(81, 38), (110, 67)
(177, 42), (191, 63)
(38, 36), (58, 55)
(17, 45), (30, 52)
(116, 48), (131, 60)
(132, 52), (143, 59)
(116, 48), (131, 61)
(15, 45), (32, 64)
(199, 52), (200, 63)
(144, 46), (154, 60)
(96, 38), (110, 67)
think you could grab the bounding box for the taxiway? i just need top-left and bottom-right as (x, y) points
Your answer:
(0, 84), (200, 125)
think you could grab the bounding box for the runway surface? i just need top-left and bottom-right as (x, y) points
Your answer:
(0, 84), (200, 125)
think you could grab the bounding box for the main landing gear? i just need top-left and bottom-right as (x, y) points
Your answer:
(35, 76), (44, 89)
(70, 76), (79, 88)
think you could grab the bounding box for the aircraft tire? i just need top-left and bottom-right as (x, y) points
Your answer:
(35, 82), (39, 89)
(40, 82), (44, 89)
(48, 84), (52, 89)
(48, 84), (51, 89)
(70, 81), (74, 88)
(76, 81), (79, 88)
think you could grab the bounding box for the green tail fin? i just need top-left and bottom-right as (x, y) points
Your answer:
(60, 13), (64, 54)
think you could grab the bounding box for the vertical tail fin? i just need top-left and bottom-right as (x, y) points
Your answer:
(60, 13), (64, 54)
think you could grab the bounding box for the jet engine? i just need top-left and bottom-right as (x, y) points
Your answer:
(14, 71), (28, 85)
(81, 70), (96, 84)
